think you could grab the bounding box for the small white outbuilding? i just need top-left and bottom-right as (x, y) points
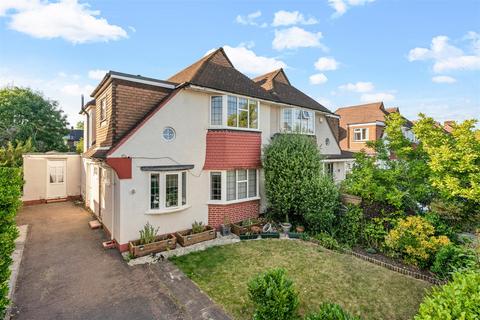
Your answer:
(22, 152), (82, 204)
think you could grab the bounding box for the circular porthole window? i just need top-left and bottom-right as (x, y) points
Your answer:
(162, 127), (176, 141)
(325, 138), (330, 146)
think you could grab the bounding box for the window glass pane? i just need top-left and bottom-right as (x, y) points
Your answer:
(248, 169), (257, 197)
(210, 96), (223, 125)
(210, 172), (222, 200)
(182, 172), (187, 205)
(150, 174), (160, 209)
(238, 98), (248, 128)
(56, 167), (64, 183)
(237, 169), (247, 199)
(306, 111), (314, 134)
(283, 108), (293, 132)
(49, 168), (56, 183)
(294, 109), (302, 132)
(226, 171), (236, 201)
(227, 96), (237, 127)
(249, 100), (258, 129)
(165, 174), (178, 208)
(237, 169), (247, 181)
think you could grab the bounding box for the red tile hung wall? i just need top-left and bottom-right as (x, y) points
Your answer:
(203, 130), (262, 170)
(208, 199), (260, 229)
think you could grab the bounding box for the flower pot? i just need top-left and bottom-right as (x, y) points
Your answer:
(296, 226), (305, 233)
(175, 226), (216, 246)
(231, 218), (264, 236)
(129, 233), (177, 258)
(281, 222), (292, 233)
(287, 232), (302, 239)
(220, 224), (231, 236)
(261, 232), (280, 239)
(239, 234), (259, 240)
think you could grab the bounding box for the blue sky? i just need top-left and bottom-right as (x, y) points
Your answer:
(0, 0), (479, 126)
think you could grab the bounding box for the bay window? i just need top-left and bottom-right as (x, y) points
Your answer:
(282, 108), (314, 134)
(210, 169), (258, 203)
(149, 171), (188, 211)
(210, 95), (259, 129)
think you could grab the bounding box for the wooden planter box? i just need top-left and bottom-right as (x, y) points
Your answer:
(129, 234), (177, 258)
(232, 219), (264, 236)
(341, 194), (362, 205)
(261, 232), (280, 239)
(239, 234), (260, 240)
(175, 226), (216, 247)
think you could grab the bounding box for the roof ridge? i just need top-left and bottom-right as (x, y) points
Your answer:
(335, 101), (384, 111)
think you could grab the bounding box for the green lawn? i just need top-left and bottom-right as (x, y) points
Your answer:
(170, 239), (432, 320)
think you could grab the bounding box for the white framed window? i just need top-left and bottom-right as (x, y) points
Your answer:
(149, 171), (188, 211)
(210, 94), (259, 130)
(162, 127), (176, 141)
(210, 169), (258, 203)
(100, 98), (107, 122)
(353, 128), (368, 141)
(49, 166), (64, 184)
(281, 108), (314, 134)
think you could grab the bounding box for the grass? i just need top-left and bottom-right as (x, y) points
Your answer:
(170, 239), (432, 320)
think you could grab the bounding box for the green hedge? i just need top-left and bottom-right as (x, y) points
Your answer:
(0, 167), (22, 316)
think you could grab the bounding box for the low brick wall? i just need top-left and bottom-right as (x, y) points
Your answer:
(208, 199), (260, 229)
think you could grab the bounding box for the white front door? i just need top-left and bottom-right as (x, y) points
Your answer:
(46, 160), (67, 199)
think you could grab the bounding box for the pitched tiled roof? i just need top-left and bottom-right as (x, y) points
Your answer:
(253, 69), (333, 114)
(168, 48), (273, 101)
(335, 102), (414, 128)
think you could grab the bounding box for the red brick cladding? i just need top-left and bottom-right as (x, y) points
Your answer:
(203, 130), (262, 170)
(208, 200), (260, 229)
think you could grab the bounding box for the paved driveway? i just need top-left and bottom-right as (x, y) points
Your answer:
(13, 202), (230, 320)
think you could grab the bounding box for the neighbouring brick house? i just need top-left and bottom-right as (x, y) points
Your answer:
(80, 48), (354, 251)
(335, 102), (416, 154)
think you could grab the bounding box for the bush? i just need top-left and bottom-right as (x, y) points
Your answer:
(415, 271), (480, 320)
(247, 268), (299, 320)
(385, 216), (450, 268)
(361, 217), (389, 251)
(305, 303), (360, 320)
(334, 205), (362, 247)
(263, 133), (339, 226)
(431, 244), (478, 279)
(0, 167), (22, 316)
(423, 211), (458, 242)
(312, 232), (341, 251)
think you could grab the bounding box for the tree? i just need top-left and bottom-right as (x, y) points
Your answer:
(75, 121), (84, 130)
(0, 87), (69, 152)
(0, 139), (34, 167)
(76, 138), (84, 154)
(263, 133), (339, 227)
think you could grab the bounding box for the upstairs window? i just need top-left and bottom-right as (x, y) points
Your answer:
(210, 95), (259, 129)
(353, 128), (368, 141)
(100, 98), (107, 122)
(282, 108), (314, 134)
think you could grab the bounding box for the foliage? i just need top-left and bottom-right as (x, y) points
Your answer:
(0, 167), (22, 316)
(139, 222), (159, 245)
(430, 244), (478, 279)
(423, 211), (457, 241)
(0, 139), (34, 167)
(305, 303), (360, 320)
(385, 216), (450, 268)
(191, 221), (205, 234)
(430, 198), (479, 232)
(0, 87), (69, 152)
(247, 268), (299, 320)
(76, 138), (84, 154)
(312, 232), (341, 251)
(334, 204), (362, 247)
(362, 217), (390, 251)
(75, 121), (84, 129)
(263, 133), (333, 225)
(415, 271), (480, 320)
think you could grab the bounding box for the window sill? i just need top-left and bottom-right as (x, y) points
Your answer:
(145, 205), (191, 215)
(207, 196), (260, 205)
(208, 126), (261, 133)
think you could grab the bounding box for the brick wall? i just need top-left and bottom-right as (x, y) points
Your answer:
(203, 130), (262, 170)
(208, 199), (260, 229)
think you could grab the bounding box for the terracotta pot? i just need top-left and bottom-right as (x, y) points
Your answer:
(296, 226), (305, 233)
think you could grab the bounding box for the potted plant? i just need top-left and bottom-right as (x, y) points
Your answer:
(280, 214), (292, 233)
(220, 216), (231, 236)
(295, 225), (305, 233)
(175, 221), (216, 246)
(231, 218), (264, 236)
(129, 222), (177, 258)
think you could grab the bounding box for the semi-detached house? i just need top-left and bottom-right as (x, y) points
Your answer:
(80, 48), (354, 251)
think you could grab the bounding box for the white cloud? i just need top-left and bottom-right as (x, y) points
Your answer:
(309, 73), (328, 85)
(88, 69), (107, 80)
(408, 34), (480, 73)
(235, 10), (267, 27)
(273, 27), (327, 51)
(432, 75), (457, 84)
(361, 92), (395, 103)
(272, 10), (318, 26)
(314, 57), (339, 71)
(328, 0), (375, 17)
(210, 45), (286, 76)
(61, 83), (94, 96)
(339, 81), (374, 93)
(1, 0), (128, 44)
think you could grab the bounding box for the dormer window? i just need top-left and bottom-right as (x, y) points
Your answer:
(353, 128), (368, 141)
(100, 98), (107, 122)
(210, 95), (259, 130)
(281, 108), (314, 134)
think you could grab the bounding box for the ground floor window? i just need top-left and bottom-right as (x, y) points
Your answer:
(150, 171), (187, 210)
(210, 169), (258, 203)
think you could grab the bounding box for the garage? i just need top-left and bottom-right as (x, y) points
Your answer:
(22, 152), (82, 205)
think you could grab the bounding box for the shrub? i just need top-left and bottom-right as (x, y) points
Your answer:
(247, 268), (299, 320)
(334, 205), (362, 247)
(415, 271), (480, 320)
(361, 217), (389, 251)
(263, 133), (334, 225)
(191, 221), (205, 234)
(305, 303), (360, 320)
(431, 244), (478, 279)
(385, 216), (450, 268)
(139, 222), (159, 245)
(0, 167), (22, 316)
(312, 232), (341, 251)
(423, 211), (457, 242)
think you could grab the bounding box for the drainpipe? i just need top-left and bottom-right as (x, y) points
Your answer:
(111, 171), (115, 241)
